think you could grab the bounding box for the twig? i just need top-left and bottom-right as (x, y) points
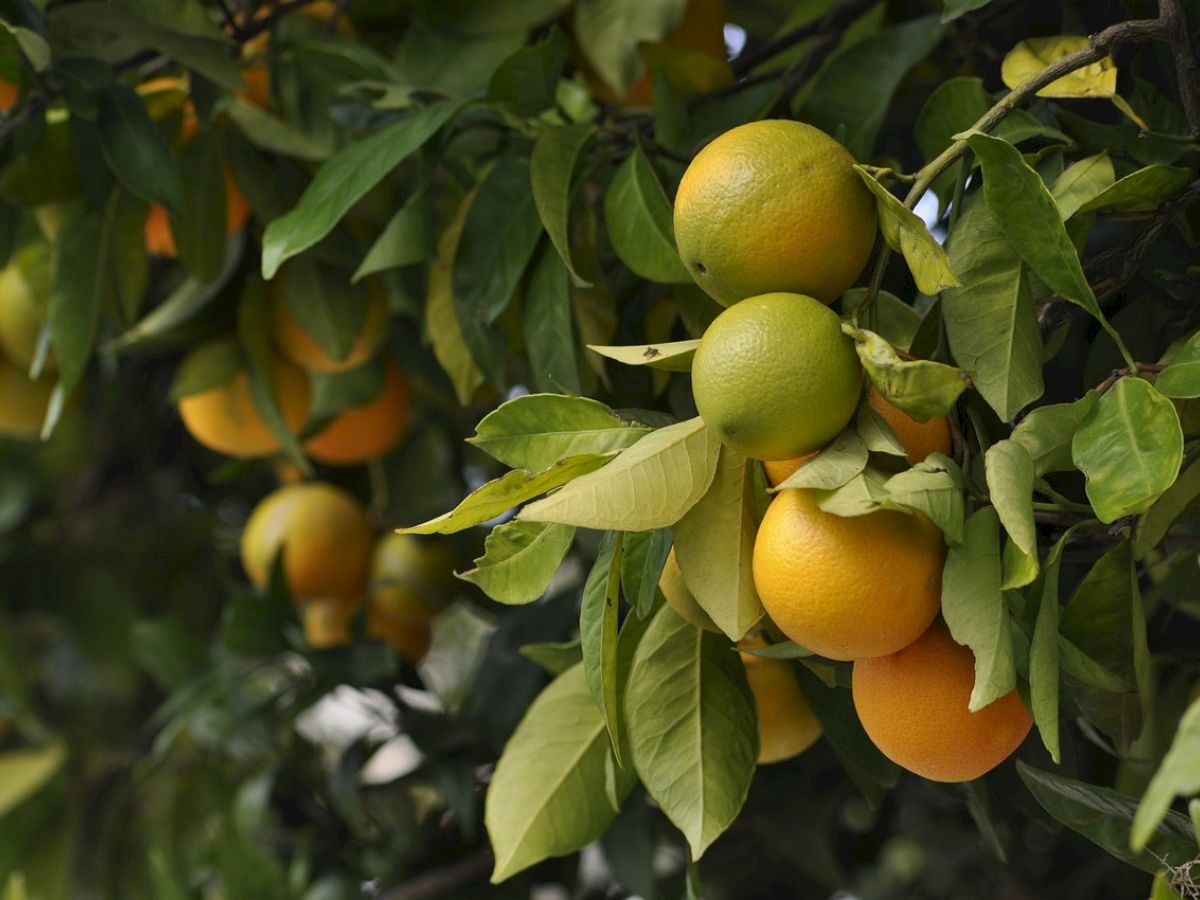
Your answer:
(1094, 362), (1164, 395)
(1159, 0), (1200, 137)
(377, 849), (493, 900)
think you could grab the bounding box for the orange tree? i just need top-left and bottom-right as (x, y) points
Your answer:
(0, 0), (1199, 897)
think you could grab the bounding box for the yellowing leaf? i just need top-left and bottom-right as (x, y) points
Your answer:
(425, 193), (484, 405)
(587, 340), (699, 371)
(1000, 36), (1116, 99)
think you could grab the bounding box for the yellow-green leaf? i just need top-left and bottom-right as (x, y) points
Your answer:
(1000, 36), (1116, 99)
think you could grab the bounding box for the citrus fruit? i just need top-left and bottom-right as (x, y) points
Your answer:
(674, 119), (877, 305)
(752, 488), (944, 660)
(241, 482), (373, 600)
(740, 640), (822, 764)
(659, 547), (720, 632)
(691, 292), (862, 460)
(852, 622), (1032, 782)
(270, 273), (388, 374)
(0, 79), (18, 113)
(0, 241), (54, 371)
(305, 359), (411, 465)
(367, 601), (432, 663)
(177, 350), (310, 458)
(368, 533), (455, 624)
(145, 170), (250, 258)
(0, 355), (53, 440)
(867, 385), (952, 465)
(763, 451), (818, 488)
(303, 596), (361, 649)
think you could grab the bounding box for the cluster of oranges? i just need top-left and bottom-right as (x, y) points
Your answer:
(667, 119), (1031, 780)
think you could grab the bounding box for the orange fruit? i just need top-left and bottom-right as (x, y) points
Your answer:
(368, 533), (455, 624)
(763, 451), (818, 487)
(303, 596), (361, 649)
(0, 355), (53, 440)
(145, 170), (250, 258)
(0, 241), (54, 371)
(240, 65), (272, 109)
(659, 547), (720, 632)
(867, 385), (952, 465)
(366, 602), (432, 663)
(853, 622), (1032, 782)
(305, 359), (411, 465)
(740, 641), (822, 764)
(269, 273), (388, 373)
(241, 482), (373, 600)
(177, 350), (310, 458)
(752, 489), (944, 660)
(0, 79), (19, 113)
(674, 119), (877, 305)
(691, 292), (862, 460)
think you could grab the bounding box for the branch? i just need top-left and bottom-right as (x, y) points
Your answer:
(1094, 362), (1164, 395)
(1159, 0), (1200, 137)
(377, 849), (493, 900)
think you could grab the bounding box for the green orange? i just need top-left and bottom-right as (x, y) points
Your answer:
(0, 241), (54, 371)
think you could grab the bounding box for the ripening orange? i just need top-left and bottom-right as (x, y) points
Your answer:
(145, 170), (251, 258)
(367, 602), (432, 663)
(740, 640), (822, 764)
(0, 79), (19, 113)
(0, 355), (53, 440)
(752, 488), (944, 660)
(763, 451), (818, 488)
(659, 548), (720, 632)
(852, 622), (1032, 782)
(303, 596), (362, 649)
(241, 482), (373, 600)
(369, 533), (455, 624)
(867, 385), (952, 465)
(177, 350), (310, 458)
(270, 274), (389, 373)
(238, 0), (357, 106)
(305, 360), (411, 465)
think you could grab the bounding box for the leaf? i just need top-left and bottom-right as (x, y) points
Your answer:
(853, 165), (961, 294)
(572, 0), (688, 97)
(619, 528), (672, 620)
(518, 417), (721, 531)
(880, 454), (966, 544)
(225, 96), (332, 163)
(673, 446), (764, 641)
(353, 189), (432, 282)
(173, 132), (226, 284)
(485, 664), (633, 882)
(1001, 539), (1039, 591)
(1156, 330), (1200, 398)
(523, 244), (582, 394)
(1001, 36), (1116, 99)
(941, 506), (1017, 711)
(625, 604), (757, 859)
(843, 325), (968, 421)
(1011, 393), (1097, 475)
(773, 428), (868, 492)
(1071, 378), (1183, 523)
(0, 744), (66, 817)
(1030, 533), (1069, 764)
(96, 85), (184, 215)
(169, 337), (241, 402)
(1132, 697), (1200, 852)
(984, 440), (1037, 558)
(487, 28), (567, 116)
(581, 532), (625, 763)
(1057, 635), (1133, 694)
(6, 25), (49, 72)
(460, 521), (575, 604)
(400, 454), (615, 535)
(1135, 459), (1200, 560)
(798, 15), (945, 159)
(261, 99), (462, 278)
(738, 640), (813, 660)
(942, 194), (1044, 421)
(1050, 153), (1115, 220)
(426, 195), (484, 405)
(964, 131), (1100, 320)
(942, 0), (996, 22)
(1018, 763), (1197, 874)
(453, 153), (545, 383)
(469, 394), (651, 473)
(531, 123), (595, 285)
(47, 212), (105, 437)
(604, 145), (691, 284)
(520, 640), (583, 674)
(1075, 165), (1190, 216)
(588, 340), (698, 372)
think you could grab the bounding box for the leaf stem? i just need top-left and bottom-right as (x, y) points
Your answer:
(1094, 362), (1164, 395)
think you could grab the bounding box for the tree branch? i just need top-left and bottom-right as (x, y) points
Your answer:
(1159, 0), (1200, 137)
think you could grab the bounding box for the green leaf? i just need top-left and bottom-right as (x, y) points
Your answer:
(853, 166), (961, 294)
(941, 506), (1017, 711)
(943, 194), (1044, 420)
(520, 640), (583, 674)
(1135, 459), (1200, 559)
(798, 15), (945, 159)
(1074, 165), (1190, 216)
(0, 744), (66, 817)
(518, 417), (721, 531)
(856, 401), (907, 456)
(620, 528), (672, 620)
(169, 337), (241, 402)
(487, 28), (567, 116)
(773, 428), (868, 491)
(469, 394), (651, 473)
(353, 189), (432, 282)
(843, 325), (968, 421)
(1001, 539), (1039, 590)
(1011, 393), (1097, 475)
(460, 521), (575, 604)
(588, 339), (698, 371)
(400, 454), (615, 535)
(47, 212), (105, 437)
(1071, 378), (1183, 523)
(1058, 635), (1133, 694)
(625, 604), (757, 859)
(1050, 153), (1115, 219)
(1000, 36), (1116, 99)
(964, 131), (1100, 320)
(1156, 330), (1200, 399)
(673, 446), (764, 641)
(530, 123), (595, 286)
(581, 532), (625, 763)
(261, 99), (462, 278)
(523, 244), (583, 394)
(1132, 697), (1200, 852)
(879, 454), (966, 544)
(604, 145), (691, 284)
(984, 440), (1037, 558)
(485, 664), (633, 882)
(97, 85), (184, 215)
(1018, 763), (1197, 874)
(5, 25), (49, 71)
(225, 96), (333, 163)
(738, 640), (813, 660)
(572, 0), (687, 97)
(942, 0), (996, 21)
(1030, 533), (1070, 764)
(426, 197), (484, 405)
(843, 289), (921, 351)
(173, 132), (226, 284)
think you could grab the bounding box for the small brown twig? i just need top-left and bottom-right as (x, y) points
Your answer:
(1094, 362), (1164, 395)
